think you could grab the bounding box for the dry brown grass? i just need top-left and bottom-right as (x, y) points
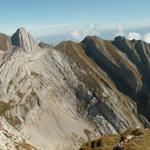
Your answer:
(55, 41), (115, 91)
(123, 129), (150, 150)
(55, 40), (139, 110)
(80, 134), (119, 150)
(103, 40), (141, 80)
(80, 128), (150, 150)
(16, 140), (38, 150)
(0, 33), (11, 51)
(0, 101), (21, 128)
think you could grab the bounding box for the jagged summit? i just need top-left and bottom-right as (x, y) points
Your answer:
(11, 27), (39, 52)
(82, 35), (103, 44)
(113, 35), (127, 41)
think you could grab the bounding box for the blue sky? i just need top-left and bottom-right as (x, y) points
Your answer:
(0, 0), (150, 43)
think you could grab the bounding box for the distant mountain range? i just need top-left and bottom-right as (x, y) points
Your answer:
(37, 26), (150, 45)
(0, 27), (149, 150)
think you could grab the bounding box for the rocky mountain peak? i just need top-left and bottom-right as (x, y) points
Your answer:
(11, 27), (39, 52)
(82, 35), (103, 44)
(114, 36), (126, 41)
(113, 36), (132, 49)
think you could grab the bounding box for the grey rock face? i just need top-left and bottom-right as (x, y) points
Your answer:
(39, 42), (52, 49)
(113, 36), (150, 76)
(0, 46), (91, 150)
(82, 36), (142, 98)
(11, 27), (39, 52)
(113, 36), (141, 65)
(113, 36), (150, 120)
(134, 40), (150, 72)
(56, 40), (144, 134)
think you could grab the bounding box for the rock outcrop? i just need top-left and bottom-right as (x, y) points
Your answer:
(0, 117), (38, 150)
(11, 27), (39, 52)
(39, 42), (52, 49)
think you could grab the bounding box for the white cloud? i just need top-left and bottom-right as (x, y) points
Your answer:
(116, 25), (125, 36)
(71, 29), (81, 40)
(144, 33), (150, 43)
(83, 24), (99, 36)
(127, 32), (141, 40)
(71, 24), (100, 41)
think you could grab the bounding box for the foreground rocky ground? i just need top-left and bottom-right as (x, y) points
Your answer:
(0, 117), (38, 150)
(80, 128), (150, 150)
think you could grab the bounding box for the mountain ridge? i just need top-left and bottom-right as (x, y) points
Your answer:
(0, 27), (149, 149)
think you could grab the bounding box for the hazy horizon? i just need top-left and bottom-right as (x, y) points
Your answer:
(0, 0), (150, 43)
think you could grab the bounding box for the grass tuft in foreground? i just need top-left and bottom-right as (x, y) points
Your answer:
(80, 128), (150, 150)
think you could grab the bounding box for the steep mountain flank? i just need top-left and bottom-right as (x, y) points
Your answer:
(113, 36), (150, 89)
(113, 36), (150, 77)
(67, 35), (150, 124)
(55, 36), (150, 126)
(11, 27), (39, 52)
(113, 36), (150, 120)
(55, 41), (144, 134)
(82, 36), (142, 98)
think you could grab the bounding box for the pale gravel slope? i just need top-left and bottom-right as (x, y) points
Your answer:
(0, 47), (92, 149)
